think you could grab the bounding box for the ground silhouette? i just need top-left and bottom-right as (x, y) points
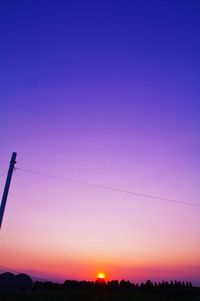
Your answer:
(1, 273), (200, 301)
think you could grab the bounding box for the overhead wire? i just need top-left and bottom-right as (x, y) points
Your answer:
(0, 265), (24, 275)
(16, 167), (200, 208)
(0, 265), (47, 281)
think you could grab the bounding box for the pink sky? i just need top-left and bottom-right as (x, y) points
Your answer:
(1, 0), (200, 286)
(0, 161), (200, 284)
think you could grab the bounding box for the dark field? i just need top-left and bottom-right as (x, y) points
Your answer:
(1, 279), (200, 301)
(1, 290), (200, 301)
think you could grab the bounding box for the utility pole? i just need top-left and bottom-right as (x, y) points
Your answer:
(0, 152), (17, 229)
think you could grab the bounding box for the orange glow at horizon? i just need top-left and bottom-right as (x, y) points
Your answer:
(97, 272), (105, 279)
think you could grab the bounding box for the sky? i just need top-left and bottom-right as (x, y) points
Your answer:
(0, 0), (200, 285)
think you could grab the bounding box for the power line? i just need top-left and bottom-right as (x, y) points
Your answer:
(16, 167), (200, 208)
(0, 265), (24, 275)
(0, 265), (47, 281)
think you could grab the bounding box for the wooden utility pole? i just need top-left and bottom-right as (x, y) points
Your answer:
(0, 152), (17, 229)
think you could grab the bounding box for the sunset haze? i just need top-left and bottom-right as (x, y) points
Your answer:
(0, 0), (200, 286)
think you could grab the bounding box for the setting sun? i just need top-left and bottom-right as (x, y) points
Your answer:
(97, 272), (105, 279)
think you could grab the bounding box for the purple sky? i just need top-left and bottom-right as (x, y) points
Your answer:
(0, 0), (200, 284)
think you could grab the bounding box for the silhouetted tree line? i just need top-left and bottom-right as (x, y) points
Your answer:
(33, 279), (200, 297)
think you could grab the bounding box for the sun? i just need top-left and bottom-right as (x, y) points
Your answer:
(97, 272), (105, 279)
